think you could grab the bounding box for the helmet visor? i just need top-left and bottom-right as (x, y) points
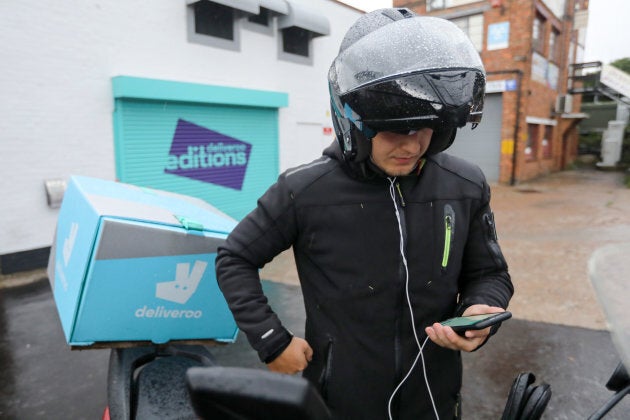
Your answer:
(337, 70), (485, 133)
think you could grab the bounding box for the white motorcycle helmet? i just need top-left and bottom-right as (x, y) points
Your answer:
(328, 8), (486, 162)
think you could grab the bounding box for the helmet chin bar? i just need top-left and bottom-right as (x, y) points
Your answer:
(330, 105), (358, 161)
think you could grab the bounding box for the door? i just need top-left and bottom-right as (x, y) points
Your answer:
(447, 94), (503, 183)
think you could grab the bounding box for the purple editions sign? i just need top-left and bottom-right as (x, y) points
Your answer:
(165, 119), (252, 190)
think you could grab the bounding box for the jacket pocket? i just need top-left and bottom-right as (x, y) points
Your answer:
(318, 338), (334, 400)
(441, 204), (455, 272)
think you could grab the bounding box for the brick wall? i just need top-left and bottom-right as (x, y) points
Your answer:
(394, 0), (586, 183)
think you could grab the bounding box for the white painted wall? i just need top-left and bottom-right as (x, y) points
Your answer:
(0, 0), (361, 255)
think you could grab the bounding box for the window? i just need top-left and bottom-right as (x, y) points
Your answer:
(426, 0), (450, 11)
(187, 0), (329, 64)
(276, 4), (329, 65)
(532, 14), (545, 53)
(281, 27), (311, 57)
(547, 62), (559, 90)
(194, 1), (234, 40)
(248, 7), (271, 27)
(548, 29), (560, 62)
(452, 14), (484, 52)
(542, 0), (567, 18)
(187, 1), (243, 51)
(568, 38), (575, 66)
(542, 126), (553, 158)
(526, 124), (539, 161)
(426, 0), (479, 11)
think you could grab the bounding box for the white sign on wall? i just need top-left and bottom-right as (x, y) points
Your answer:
(486, 79), (518, 93)
(487, 22), (510, 51)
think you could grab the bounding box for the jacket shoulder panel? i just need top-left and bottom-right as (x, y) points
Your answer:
(281, 156), (340, 196)
(427, 152), (486, 190)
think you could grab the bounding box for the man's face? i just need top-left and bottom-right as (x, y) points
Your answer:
(370, 128), (433, 176)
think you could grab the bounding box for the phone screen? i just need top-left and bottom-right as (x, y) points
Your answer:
(441, 313), (498, 328)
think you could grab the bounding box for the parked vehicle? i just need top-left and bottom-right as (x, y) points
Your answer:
(101, 243), (630, 420)
(102, 344), (216, 420)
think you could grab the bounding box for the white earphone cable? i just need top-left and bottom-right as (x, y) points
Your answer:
(387, 178), (439, 420)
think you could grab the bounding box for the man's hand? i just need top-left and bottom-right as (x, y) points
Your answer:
(267, 337), (313, 374)
(425, 304), (505, 352)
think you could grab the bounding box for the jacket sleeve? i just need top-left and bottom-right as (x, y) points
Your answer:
(457, 181), (513, 313)
(215, 174), (298, 363)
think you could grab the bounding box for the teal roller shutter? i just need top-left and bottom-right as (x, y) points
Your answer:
(112, 77), (287, 221)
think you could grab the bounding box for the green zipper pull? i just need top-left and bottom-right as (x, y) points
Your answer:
(442, 214), (453, 269)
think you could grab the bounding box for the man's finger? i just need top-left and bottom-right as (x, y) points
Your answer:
(305, 345), (313, 362)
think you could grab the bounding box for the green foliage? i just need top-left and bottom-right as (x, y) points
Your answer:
(579, 126), (630, 165)
(578, 131), (603, 154)
(622, 126), (630, 164)
(610, 58), (630, 74)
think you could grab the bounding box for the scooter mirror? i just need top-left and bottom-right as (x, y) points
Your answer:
(186, 366), (332, 420)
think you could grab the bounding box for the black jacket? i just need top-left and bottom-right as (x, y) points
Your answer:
(215, 144), (513, 419)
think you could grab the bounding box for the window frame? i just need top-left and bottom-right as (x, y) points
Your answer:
(248, 7), (270, 27)
(542, 125), (553, 159)
(426, 0), (481, 11)
(243, 7), (275, 36)
(548, 28), (560, 63)
(426, 0), (450, 11)
(532, 13), (546, 54)
(451, 13), (484, 52)
(186, 1), (242, 51)
(277, 26), (315, 65)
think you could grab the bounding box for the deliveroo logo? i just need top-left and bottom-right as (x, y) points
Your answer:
(164, 119), (252, 190)
(156, 260), (207, 304)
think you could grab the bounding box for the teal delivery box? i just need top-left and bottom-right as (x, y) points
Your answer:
(47, 175), (239, 347)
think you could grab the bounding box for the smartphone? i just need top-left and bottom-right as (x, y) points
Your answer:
(440, 312), (512, 336)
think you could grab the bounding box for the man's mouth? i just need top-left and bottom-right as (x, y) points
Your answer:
(394, 156), (417, 163)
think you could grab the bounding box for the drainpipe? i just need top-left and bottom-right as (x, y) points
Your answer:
(487, 69), (524, 186)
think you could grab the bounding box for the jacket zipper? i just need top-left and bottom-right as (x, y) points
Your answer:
(318, 337), (334, 400)
(442, 204), (455, 271)
(395, 182), (406, 207)
(389, 178), (407, 395)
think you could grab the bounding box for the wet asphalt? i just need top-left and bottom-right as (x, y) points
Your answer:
(1, 168), (630, 419)
(0, 275), (628, 419)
